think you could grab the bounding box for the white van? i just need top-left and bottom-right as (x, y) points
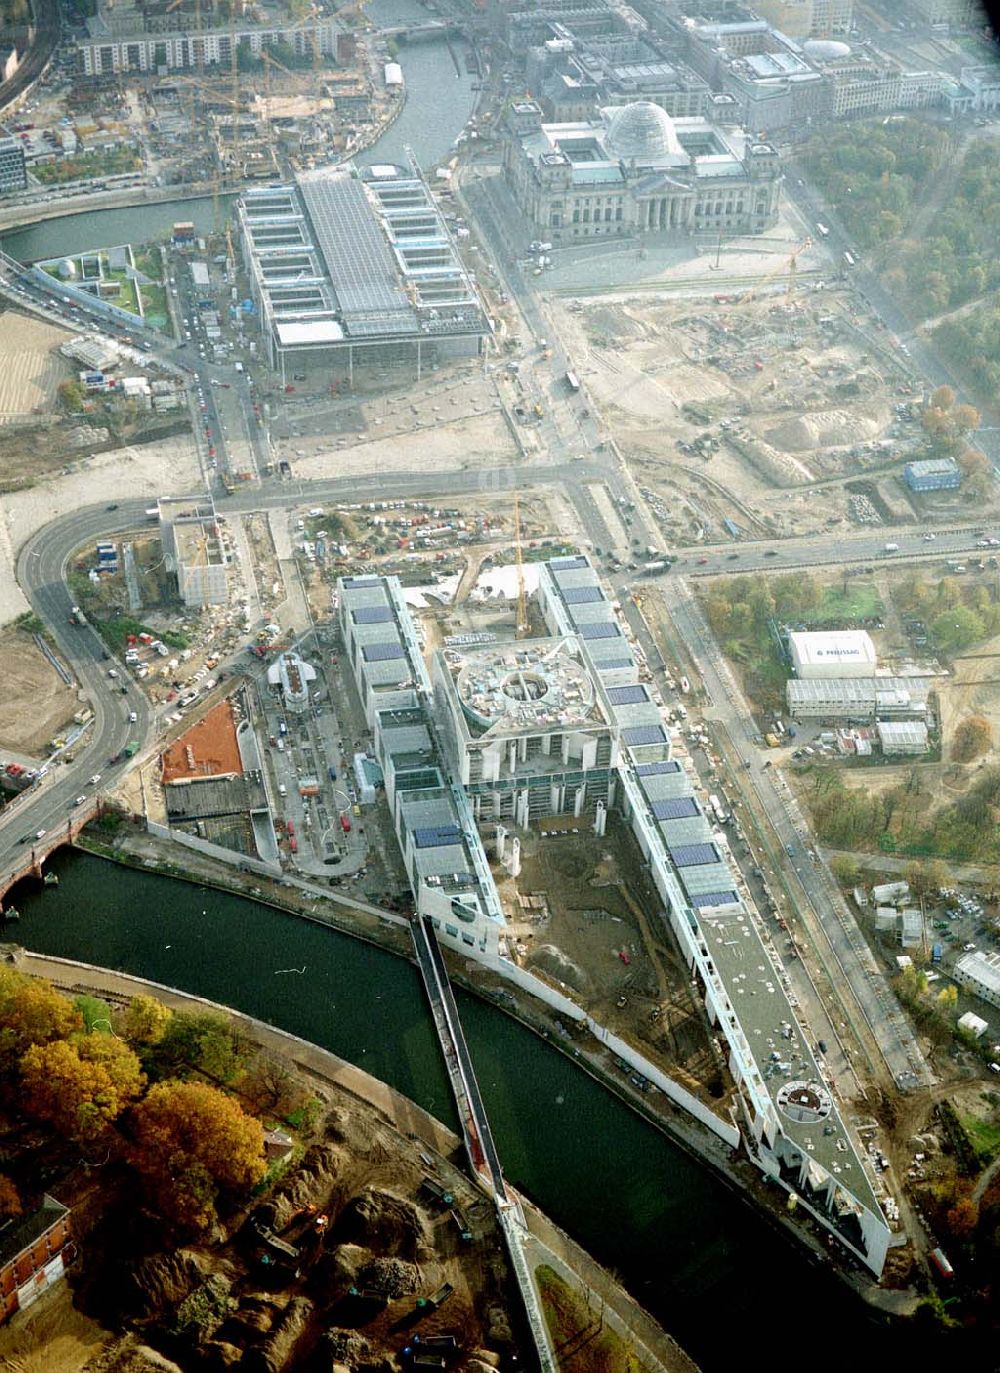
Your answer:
(277, 783), (287, 797)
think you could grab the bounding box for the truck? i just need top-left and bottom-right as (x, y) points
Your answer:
(278, 720), (288, 736)
(340, 813), (352, 833)
(642, 560), (668, 576)
(123, 742), (139, 759)
(415, 1282), (454, 1312)
(883, 542), (899, 553)
(289, 836), (298, 854)
(931, 943), (943, 963)
(69, 605), (86, 626)
(420, 1176), (455, 1206)
(815, 223), (829, 237)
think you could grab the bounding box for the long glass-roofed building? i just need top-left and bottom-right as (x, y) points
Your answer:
(238, 162), (492, 381)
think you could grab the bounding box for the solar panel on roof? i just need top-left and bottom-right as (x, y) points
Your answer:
(550, 556), (589, 571)
(561, 586), (605, 605)
(413, 824), (463, 849)
(362, 642), (406, 662)
(298, 173), (416, 329)
(343, 576), (381, 587)
(622, 724), (667, 746)
(606, 685), (649, 705)
(352, 605), (393, 623)
(636, 760), (681, 775)
(652, 796), (699, 821)
(578, 622), (621, 640)
(669, 842), (719, 867)
(594, 657), (636, 670)
(690, 890), (741, 909)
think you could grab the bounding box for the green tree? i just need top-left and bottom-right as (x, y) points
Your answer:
(56, 380), (87, 413)
(932, 605), (985, 655)
(128, 1081), (266, 1233)
(830, 854), (860, 886)
(154, 1010), (250, 1084)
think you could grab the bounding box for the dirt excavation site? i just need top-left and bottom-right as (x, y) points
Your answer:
(550, 287), (975, 544)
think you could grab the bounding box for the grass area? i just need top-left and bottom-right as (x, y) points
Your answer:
(536, 1265), (637, 1373)
(133, 248), (163, 283)
(87, 612), (190, 654)
(107, 271), (139, 315)
(139, 282), (168, 325)
(800, 581), (883, 624)
(958, 1113), (1000, 1166)
(34, 146), (142, 186)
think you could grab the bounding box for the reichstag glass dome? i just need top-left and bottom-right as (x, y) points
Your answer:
(605, 101), (685, 161)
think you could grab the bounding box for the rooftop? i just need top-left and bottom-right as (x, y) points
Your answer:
(441, 637), (603, 737)
(161, 698), (242, 784)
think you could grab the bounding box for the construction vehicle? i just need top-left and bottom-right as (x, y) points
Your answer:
(420, 1176), (455, 1206)
(415, 1282), (454, 1312)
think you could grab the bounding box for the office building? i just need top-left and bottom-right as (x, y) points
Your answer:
(0, 128), (27, 196)
(503, 97), (782, 240)
(157, 497), (228, 608)
(903, 457), (961, 493)
(526, 32), (711, 121)
(238, 164), (490, 382)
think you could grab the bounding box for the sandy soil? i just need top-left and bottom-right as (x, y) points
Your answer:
(0, 628), (81, 756)
(0, 310), (73, 428)
(293, 411), (518, 482)
(0, 434), (201, 626)
(0, 1281), (110, 1373)
(502, 823), (722, 1096)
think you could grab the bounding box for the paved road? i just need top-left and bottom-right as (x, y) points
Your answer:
(665, 581), (930, 1091)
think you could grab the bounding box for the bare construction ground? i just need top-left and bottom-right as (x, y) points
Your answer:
(498, 823), (725, 1102)
(0, 627), (80, 756)
(0, 309), (72, 431)
(550, 289), (969, 544)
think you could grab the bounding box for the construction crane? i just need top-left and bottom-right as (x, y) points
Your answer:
(740, 237), (812, 305)
(513, 493), (528, 638)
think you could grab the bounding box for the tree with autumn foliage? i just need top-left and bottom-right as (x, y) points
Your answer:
(121, 994), (173, 1048)
(0, 968), (81, 1074)
(952, 715), (993, 764)
(20, 1034), (146, 1141)
(0, 1175), (21, 1220)
(128, 1081), (266, 1233)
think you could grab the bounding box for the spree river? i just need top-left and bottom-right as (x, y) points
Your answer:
(11, 850), (958, 1369)
(2, 3), (478, 263)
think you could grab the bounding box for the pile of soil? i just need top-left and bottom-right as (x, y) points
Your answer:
(355, 1256), (421, 1298)
(764, 407), (883, 452)
(336, 1188), (432, 1262)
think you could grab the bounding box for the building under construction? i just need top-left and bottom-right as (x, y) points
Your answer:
(237, 161), (492, 382)
(157, 496), (228, 608)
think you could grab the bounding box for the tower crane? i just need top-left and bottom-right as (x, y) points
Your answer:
(740, 237), (812, 305)
(513, 493), (528, 638)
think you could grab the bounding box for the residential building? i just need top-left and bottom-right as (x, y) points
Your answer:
(903, 457), (961, 492)
(0, 128), (27, 196)
(76, 8), (337, 77)
(789, 630), (876, 679)
(0, 1196), (71, 1324)
(955, 949), (1000, 1010)
(157, 497), (228, 608)
(502, 97), (782, 241)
